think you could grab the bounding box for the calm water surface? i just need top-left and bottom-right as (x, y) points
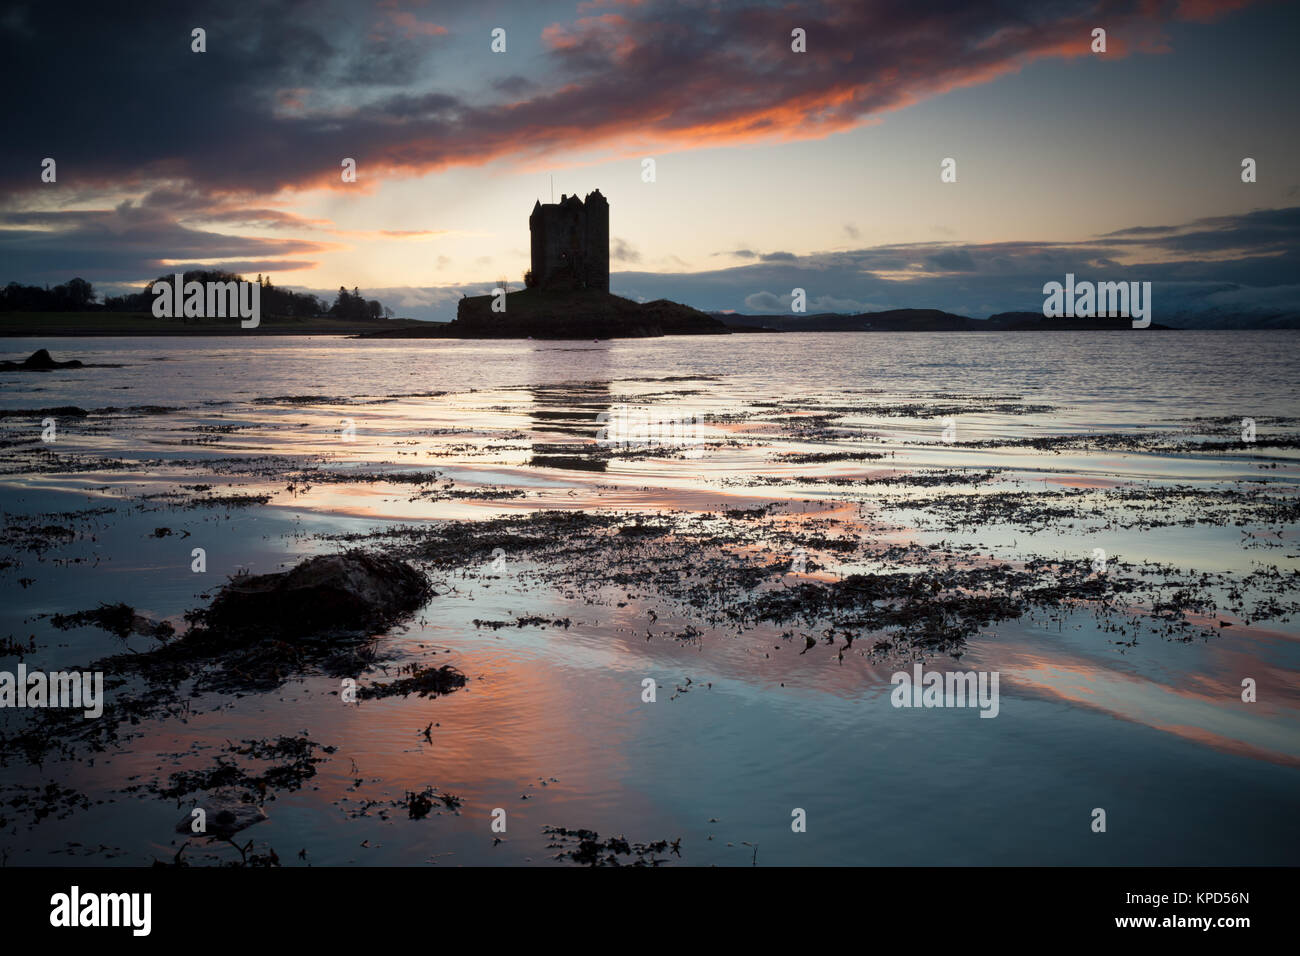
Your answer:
(0, 331), (1296, 865)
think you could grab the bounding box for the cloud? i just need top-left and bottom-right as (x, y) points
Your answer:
(374, 229), (447, 239)
(0, 0), (1259, 204)
(383, 11), (448, 38)
(926, 248), (976, 271)
(743, 291), (788, 312)
(611, 236), (640, 262)
(492, 75), (535, 96)
(744, 290), (871, 314)
(0, 195), (336, 283)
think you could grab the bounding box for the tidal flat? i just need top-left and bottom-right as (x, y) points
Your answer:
(0, 331), (1297, 866)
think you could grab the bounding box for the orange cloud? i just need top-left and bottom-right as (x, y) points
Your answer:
(388, 11), (448, 37)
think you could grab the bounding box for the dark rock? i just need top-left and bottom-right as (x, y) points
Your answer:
(0, 349), (85, 371)
(197, 550), (431, 638)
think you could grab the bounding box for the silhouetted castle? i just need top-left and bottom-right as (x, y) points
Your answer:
(529, 189), (609, 293)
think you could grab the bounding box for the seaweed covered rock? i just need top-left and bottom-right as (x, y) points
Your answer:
(197, 550), (431, 638)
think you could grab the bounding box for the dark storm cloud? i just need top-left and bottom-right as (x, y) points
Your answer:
(491, 75), (536, 96)
(0, 0), (452, 201)
(1092, 207), (1300, 254)
(0, 0), (1260, 202)
(0, 201), (334, 283)
(925, 248), (977, 272)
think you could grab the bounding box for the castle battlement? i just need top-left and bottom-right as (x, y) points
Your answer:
(529, 189), (609, 293)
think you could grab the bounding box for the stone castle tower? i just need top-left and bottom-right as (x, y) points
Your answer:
(529, 189), (609, 293)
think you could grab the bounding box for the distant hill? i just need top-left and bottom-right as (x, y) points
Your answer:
(715, 308), (1174, 331)
(1147, 311), (1300, 330)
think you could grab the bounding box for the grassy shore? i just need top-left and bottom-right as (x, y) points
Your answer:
(0, 311), (429, 336)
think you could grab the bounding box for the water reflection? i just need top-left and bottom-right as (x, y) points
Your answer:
(527, 380), (613, 472)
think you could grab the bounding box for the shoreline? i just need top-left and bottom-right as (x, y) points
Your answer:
(0, 309), (1204, 338)
(0, 324), (1194, 339)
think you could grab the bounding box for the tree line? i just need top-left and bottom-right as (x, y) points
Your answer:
(0, 272), (394, 320)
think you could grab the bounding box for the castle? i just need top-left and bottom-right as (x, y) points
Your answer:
(528, 189), (609, 293)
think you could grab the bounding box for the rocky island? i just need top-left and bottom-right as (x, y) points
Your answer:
(362, 286), (729, 339)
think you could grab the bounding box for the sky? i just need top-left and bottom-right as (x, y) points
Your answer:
(1, 0), (1297, 321)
